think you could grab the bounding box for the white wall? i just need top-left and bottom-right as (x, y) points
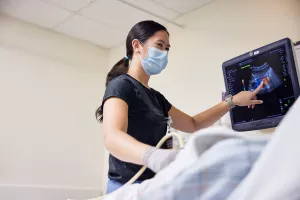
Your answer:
(108, 0), (300, 128)
(0, 14), (108, 200)
(158, 0), (300, 114)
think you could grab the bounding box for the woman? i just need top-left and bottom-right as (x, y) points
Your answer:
(96, 20), (264, 194)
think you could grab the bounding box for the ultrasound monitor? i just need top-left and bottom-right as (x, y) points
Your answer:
(222, 38), (300, 131)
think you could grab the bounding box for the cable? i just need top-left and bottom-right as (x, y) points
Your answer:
(78, 132), (184, 200)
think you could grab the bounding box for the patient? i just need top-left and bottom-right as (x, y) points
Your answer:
(101, 97), (300, 200)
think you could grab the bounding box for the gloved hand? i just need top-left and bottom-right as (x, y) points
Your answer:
(143, 147), (179, 173)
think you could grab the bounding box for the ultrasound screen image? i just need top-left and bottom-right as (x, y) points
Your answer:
(248, 62), (282, 94)
(225, 46), (296, 124)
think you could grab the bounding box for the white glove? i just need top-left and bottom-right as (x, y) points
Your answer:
(143, 147), (179, 173)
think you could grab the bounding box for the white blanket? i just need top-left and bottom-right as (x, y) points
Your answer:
(105, 98), (300, 200)
(105, 129), (268, 200)
(228, 98), (300, 200)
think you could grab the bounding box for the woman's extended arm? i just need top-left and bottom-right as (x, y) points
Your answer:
(169, 82), (264, 133)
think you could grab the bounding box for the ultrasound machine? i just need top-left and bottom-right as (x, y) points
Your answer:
(223, 38), (300, 131)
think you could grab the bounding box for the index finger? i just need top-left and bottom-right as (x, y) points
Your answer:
(252, 81), (264, 95)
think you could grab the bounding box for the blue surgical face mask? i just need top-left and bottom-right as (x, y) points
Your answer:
(138, 41), (168, 76)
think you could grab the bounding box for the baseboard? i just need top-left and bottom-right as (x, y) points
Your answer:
(0, 184), (102, 200)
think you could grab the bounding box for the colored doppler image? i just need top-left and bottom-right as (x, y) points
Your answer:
(243, 62), (283, 94)
(226, 46), (296, 124)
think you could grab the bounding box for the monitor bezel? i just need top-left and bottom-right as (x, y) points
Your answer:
(222, 38), (300, 131)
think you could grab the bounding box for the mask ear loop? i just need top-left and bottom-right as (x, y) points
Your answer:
(133, 39), (150, 60)
(137, 39), (149, 49)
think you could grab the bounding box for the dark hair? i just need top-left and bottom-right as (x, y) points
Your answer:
(95, 20), (169, 122)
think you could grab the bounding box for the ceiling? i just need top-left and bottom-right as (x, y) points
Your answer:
(0, 0), (213, 49)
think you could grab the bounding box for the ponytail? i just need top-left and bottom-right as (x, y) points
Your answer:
(95, 57), (129, 122)
(105, 57), (129, 87)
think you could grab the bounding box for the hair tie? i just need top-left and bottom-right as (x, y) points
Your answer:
(124, 56), (129, 60)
